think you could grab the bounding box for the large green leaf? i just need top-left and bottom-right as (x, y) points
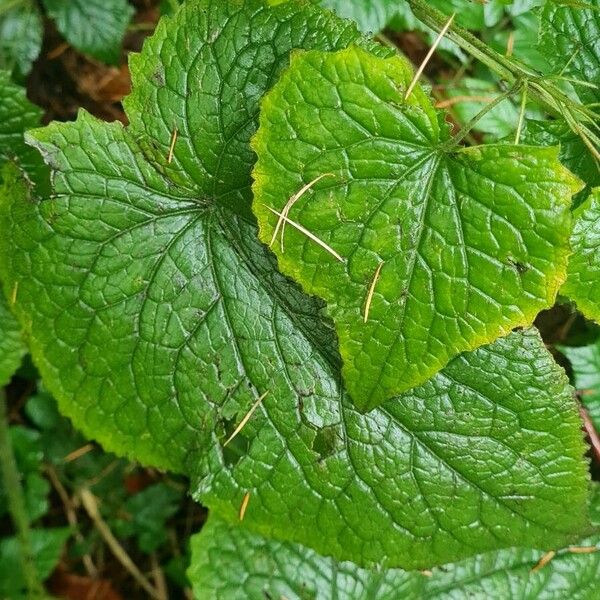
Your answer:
(562, 189), (600, 322)
(188, 514), (421, 599)
(562, 338), (600, 431)
(42, 0), (135, 65)
(190, 484), (600, 599)
(252, 46), (580, 410)
(0, 0), (43, 77)
(8, 0), (388, 473)
(2, 0), (589, 569)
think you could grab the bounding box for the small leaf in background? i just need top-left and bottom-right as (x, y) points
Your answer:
(562, 189), (600, 323)
(0, 426), (50, 522)
(438, 77), (520, 140)
(111, 482), (183, 553)
(252, 46), (580, 409)
(562, 336), (600, 431)
(42, 0), (135, 65)
(0, 528), (70, 598)
(190, 484), (600, 599)
(0, 0), (43, 78)
(0, 70), (49, 193)
(320, 0), (401, 33)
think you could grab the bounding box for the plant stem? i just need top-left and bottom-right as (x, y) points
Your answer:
(0, 389), (43, 599)
(407, 0), (600, 151)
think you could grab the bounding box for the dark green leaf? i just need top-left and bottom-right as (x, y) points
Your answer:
(0, 0), (43, 77)
(0, 528), (70, 597)
(252, 46), (580, 409)
(42, 0), (135, 65)
(190, 484), (600, 599)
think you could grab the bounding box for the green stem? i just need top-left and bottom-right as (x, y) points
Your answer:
(0, 389), (43, 599)
(407, 0), (599, 151)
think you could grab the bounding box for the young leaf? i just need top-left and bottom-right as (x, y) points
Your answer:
(190, 484), (600, 599)
(42, 0), (135, 65)
(562, 189), (600, 323)
(188, 514), (422, 599)
(0, 0), (43, 77)
(562, 338), (600, 431)
(252, 46), (580, 410)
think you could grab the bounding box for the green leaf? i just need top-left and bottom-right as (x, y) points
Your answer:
(111, 482), (183, 553)
(428, 0), (505, 30)
(188, 514), (422, 599)
(540, 0), (600, 107)
(0, 527), (70, 597)
(0, 70), (49, 193)
(252, 46), (580, 409)
(2, 0), (589, 568)
(190, 484), (600, 599)
(562, 338), (600, 430)
(562, 189), (600, 322)
(0, 0), (43, 77)
(2, 0), (389, 472)
(523, 120), (600, 193)
(2, 172), (590, 570)
(0, 291), (25, 388)
(320, 0), (400, 33)
(42, 0), (135, 65)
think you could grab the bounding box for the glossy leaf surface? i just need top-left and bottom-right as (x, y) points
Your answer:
(252, 46), (580, 409)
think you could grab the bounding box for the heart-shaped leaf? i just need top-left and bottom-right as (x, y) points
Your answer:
(252, 46), (580, 409)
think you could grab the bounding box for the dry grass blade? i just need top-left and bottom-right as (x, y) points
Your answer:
(364, 262), (385, 323)
(239, 491), (251, 521)
(568, 546), (598, 554)
(167, 126), (178, 164)
(223, 391), (269, 447)
(265, 206), (344, 262)
(531, 550), (556, 573)
(10, 281), (18, 306)
(64, 442), (95, 463)
(405, 12), (455, 100)
(79, 488), (162, 599)
(270, 173), (335, 251)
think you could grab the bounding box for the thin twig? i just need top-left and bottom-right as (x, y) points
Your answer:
(363, 262), (384, 324)
(64, 442), (95, 463)
(531, 550), (556, 573)
(79, 488), (162, 599)
(505, 31), (515, 57)
(223, 391), (269, 447)
(167, 127), (178, 164)
(10, 281), (18, 306)
(568, 546), (598, 554)
(45, 464), (97, 577)
(239, 492), (251, 521)
(405, 12), (455, 100)
(578, 402), (600, 464)
(150, 553), (169, 600)
(435, 94), (495, 108)
(514, 82), (528, 144)
(264, 206), (344, 262)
